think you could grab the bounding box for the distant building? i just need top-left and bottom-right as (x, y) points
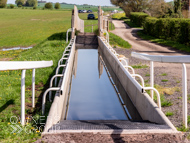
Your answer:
(38, 0), (46, 3)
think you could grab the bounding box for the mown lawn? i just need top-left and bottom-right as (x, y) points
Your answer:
(0, 9), (71, 48)
(0, 9), (71, 142)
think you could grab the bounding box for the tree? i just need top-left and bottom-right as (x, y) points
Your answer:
(110, 0), (150, 16)
(0, 0), (7, 8)
(54, 2), (60, 9)
(111, 0), (174, 17)
(10, 4), (14, 8)
(25, 0), (37, 7)
(15, 0), (26, 6)
(44, 2), (52, 9)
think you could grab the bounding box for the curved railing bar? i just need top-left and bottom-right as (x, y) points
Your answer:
(131, 74), (145, 87)
(55, 65), (66, 86)
(49, 74), (64, 102)
(66, 28), (73, 43)
(143, 87), (161, 109)
(42, 87), (61, 115)
(124, 66), (135, 74)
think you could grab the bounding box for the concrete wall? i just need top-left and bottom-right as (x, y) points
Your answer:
(72, 5), (84, 33)
(98, 37), (176, 131)
(44, 38), (76, 132)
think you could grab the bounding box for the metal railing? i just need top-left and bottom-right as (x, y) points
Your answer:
(42, 37), (75, 115)
(66, 28), (74, 43)
(0, 61), (53, 125)
(131, 52), (190, 128)
(99, 37), (161, 109)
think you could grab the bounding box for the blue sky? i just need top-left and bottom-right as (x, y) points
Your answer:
(7, 0), (172, 6)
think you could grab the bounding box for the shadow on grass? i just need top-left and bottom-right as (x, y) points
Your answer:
(0, 99), (14, 113)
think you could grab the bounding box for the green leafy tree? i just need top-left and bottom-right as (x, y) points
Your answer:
(0, 0), (7, 8)
(44, 2), (52, 9)
(25, 0), (37, 7)
(15, 0), (25, 6)
(54, 2), (60, 9)
(10, 4), (14, 8)
(110, 0), (150, 16)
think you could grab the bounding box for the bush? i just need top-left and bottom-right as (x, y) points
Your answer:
(112, 13), (126, 20)
(33, 6), (36, 9)
(129, 12), (149, 27)
(0, 0), (7, 8)
(143, 17), (190, 46)
(54, 2), (60, 9)
(44, 2), (52, 9)
(10, 4), (14, 9)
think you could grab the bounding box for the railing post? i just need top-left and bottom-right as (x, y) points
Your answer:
(21, 70), (26, 125)
(182, 63), (187, 128)
(150, 61), (154, 99)
(32, 69), (35, 108)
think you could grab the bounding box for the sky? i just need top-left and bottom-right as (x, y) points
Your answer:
(7, 0), (172, 6)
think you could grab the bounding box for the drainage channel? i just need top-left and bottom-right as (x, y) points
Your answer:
(65, 48), (129, 120)
(48, 46), (172, 132)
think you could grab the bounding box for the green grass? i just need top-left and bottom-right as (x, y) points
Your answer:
(109, 32), (131, 49)
(0, 32), (68, 142)
(0, 9), (72, 142)
(132, 64), (148, 69)
(0, 9), (71, 48)
(137, 31), (190, 53)
(145, 74), (150, 77)
(161, 79), (168, 82)
(112, 13), (126, 20)
(165, 111), (174, 116)
(124, 19), (142, 29)
(160, 73), (167, 76)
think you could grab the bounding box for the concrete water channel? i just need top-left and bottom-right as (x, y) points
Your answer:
(66, 48), (136, 121)
(44, 34), (176, 133)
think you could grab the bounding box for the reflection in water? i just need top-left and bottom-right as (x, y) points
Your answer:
(66, 49), (128, 120)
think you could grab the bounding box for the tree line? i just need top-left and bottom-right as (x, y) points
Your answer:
(110, 0), (189, 18)
(0, 0), (60, 9)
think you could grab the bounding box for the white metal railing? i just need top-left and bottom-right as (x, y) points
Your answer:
(0, 61), (53, 125)
(42, 38), (75, 115)
(66, 28), (74, 43)
(100, 37), (161, 110)
(131, 52), (190, 128)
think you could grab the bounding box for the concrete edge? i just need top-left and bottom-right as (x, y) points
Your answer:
(98, 37), (177, 132)
(43, 37), (76, 132)
(42, 129), (180, 135)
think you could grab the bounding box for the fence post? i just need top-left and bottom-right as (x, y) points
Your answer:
(182, 63), (187, 128)
(150, 61), (154, 99)
(21, 70), (26, 125)
(32, 69), (35, 108)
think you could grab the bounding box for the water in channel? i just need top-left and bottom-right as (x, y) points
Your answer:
(65, 48), (135, 121)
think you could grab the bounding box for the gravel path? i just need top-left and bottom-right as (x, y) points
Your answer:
(111, 20), (190, 128)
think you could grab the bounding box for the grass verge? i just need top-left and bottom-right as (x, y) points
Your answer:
(0, 32), (68, 142)
(109, 32), (131, 49)
(124, 19), (142, 29)
(137, 31), (190, 53)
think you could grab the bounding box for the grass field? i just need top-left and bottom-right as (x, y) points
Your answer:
(0, 9), (71, 48)
(0, 9), (71, 142)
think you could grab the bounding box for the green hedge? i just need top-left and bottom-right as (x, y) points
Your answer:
(143, 17), (190, 46)
(129, 12), (149, 27)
